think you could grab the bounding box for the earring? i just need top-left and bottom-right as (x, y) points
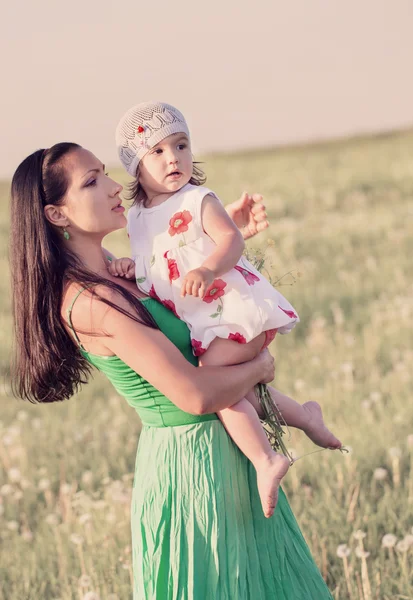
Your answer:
(63, 227), (70, 240)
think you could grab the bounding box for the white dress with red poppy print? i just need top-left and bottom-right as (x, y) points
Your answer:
(127, 184), (299, 356)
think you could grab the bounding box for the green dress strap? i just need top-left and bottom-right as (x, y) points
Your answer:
(66, 286), (94, 351)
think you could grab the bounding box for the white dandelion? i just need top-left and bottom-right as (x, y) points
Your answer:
(1, 484), (14, 496)
(45, 514), (60, 527)
(396, 539), (410, 553)
(388, 447), (402, 459)
(353, 530), (367, 541)
(355, 547), (370, 559)
(82, 593), (100, 600)
(381, 533), (397, 548)
(7, 468), (21, 483)
(69, 533), (84, 546)
(373, 468), (388, 481)
(7, 520), (19, 531)
(38, 478), (51, 491)
(336, 544), (351, 558)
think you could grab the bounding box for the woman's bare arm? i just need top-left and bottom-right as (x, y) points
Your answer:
(69, 288), (274, 415)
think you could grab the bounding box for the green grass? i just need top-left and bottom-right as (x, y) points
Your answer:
(1, 130), (413, 599)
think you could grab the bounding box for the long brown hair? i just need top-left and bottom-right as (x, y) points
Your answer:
(10, 143), (158, 404)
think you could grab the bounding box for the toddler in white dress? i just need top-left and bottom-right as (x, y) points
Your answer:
(112, 102), (341, 517)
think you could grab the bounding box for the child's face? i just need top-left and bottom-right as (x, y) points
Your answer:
(139, 133), (193, 198)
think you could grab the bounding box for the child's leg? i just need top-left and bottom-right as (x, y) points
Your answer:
(247, 386), (341, 449)
(199, 335), (290, 518)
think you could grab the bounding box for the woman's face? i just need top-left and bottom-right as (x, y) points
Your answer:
(57, 147), (126, 237)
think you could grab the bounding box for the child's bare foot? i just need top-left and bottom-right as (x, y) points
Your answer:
(302, 401), (342, 449)
(255, 453), (290, 518)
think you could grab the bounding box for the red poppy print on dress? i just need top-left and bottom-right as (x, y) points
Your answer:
(191, 339), (206, 356)
(234, 265), (260, 286)
(278, 306), (298, 319)
(167, 258), (180, 283)
(168, 210), (193, 236)
(202, 279), (227, 304)
(161, 299), (180, 319)
(228, 332), (247, 344)
(149, 285), (161, 302)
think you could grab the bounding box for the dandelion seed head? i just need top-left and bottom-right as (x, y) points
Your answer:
(7, 520), (19, 531)
(369, 391), (382, 403)
(353, 530), (366, 540)
(336, 544), (351, 558)
(373, 468), (388, 481)
(7, 468), (21, 483)
(60, 483), (72, 495)
(355, 547), (370, 558)
(396, 539), (410, 553)
(82, 471), (93, 485)
(45, 513), (60, 527)
(22, 529), (33, 541)
(38, 478), (51, 491)
(82, 593), (100, 600)
(1, 484), (14, 496)
(382, 533), (397, 548)
(79, 513), (92, 525)
(403, 534), (413, 548)
(388, 447), (402, 459)
(69, 533), (84, 546)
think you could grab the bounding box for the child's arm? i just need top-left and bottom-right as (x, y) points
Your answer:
(181, 194), (245, 298)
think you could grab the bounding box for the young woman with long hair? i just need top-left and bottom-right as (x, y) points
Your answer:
(10, 143), (334, 599)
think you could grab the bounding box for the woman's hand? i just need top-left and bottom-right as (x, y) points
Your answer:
(254, 349), (276, 384)
(108, 257), (136, 279)
(225, 192), (269, 240)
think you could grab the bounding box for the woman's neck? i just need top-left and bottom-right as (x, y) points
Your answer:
(65, 235), (110, 275)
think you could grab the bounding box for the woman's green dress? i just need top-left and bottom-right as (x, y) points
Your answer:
(69, 294), (333, 599)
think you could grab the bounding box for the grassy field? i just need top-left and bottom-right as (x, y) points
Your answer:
(1, 130), (413, 599)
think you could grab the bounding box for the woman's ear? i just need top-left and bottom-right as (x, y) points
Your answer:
(44, 204), (68, 228)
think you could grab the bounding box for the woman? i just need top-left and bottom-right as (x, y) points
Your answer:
(10, 143), (333, 599)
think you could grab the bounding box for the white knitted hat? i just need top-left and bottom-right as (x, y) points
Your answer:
(115, 101), (190, 176)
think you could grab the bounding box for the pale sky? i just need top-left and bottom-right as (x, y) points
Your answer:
(1, 0), (412, 179)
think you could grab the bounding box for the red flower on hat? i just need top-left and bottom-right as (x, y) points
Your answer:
(202, 279), (227, 304)
(137, 126), (145, 134)
(234, 265), (260, 286)
(278, 305), (298, 319)
(228, 332), (247, 344)
(191, 339), (207, 357)
(161, 299), (180, 319)
(168, 210), (192, 236)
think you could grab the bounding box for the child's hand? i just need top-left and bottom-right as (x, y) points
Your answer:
(108, 257), (136, 279)
(181, 267), (215, 298)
